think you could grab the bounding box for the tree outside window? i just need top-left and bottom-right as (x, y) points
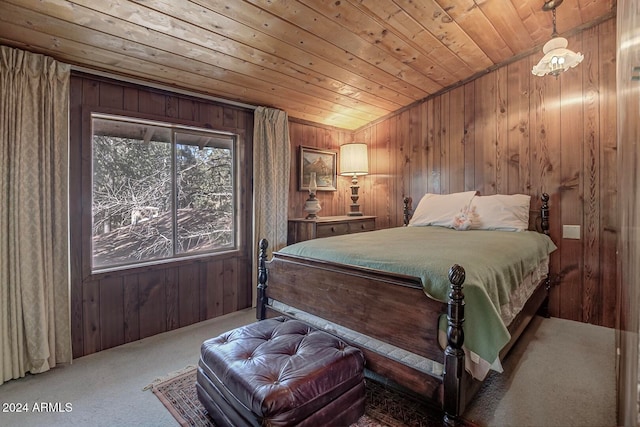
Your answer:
(91, 115), (237, 271)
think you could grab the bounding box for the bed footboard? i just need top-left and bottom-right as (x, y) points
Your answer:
(256, 238), (470, 425)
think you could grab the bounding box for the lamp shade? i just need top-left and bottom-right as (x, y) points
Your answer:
(340, 143), (368, 176)
(531, 37), (584, 77)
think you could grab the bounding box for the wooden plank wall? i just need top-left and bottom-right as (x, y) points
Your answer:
(69, 73), (254, 358)
(289, 18), (617, 328)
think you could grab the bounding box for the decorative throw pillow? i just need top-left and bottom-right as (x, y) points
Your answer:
(408, 191), (477, 228)
(453, 204), (478, 230)
(469, 194), (531, 231)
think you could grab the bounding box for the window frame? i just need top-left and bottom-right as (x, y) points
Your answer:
(88, 112), (241, 275)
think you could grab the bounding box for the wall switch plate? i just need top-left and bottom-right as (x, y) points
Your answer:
(562, 225), (581, 239)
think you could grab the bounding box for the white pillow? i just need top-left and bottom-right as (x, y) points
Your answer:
(469, 194), (531, 231)
(408, 191), (477, 228)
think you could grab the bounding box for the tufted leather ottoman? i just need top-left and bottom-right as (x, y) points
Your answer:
(196, 317), (365, 426)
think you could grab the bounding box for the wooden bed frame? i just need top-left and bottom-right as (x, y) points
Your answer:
(256, 194), (551, 426)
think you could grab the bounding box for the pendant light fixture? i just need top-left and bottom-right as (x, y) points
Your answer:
(531, 0), (584, 77)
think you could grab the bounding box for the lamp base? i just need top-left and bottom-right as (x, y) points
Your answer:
(304, 194), (322, 219)
(346, 177), (364, 216)
(347, 204), (363, 216)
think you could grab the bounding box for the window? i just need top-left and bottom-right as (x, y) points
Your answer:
(91, 114), (237, 272)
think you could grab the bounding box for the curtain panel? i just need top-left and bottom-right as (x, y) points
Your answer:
(0, 45), (71, 385)
(253, 106), (291, 266)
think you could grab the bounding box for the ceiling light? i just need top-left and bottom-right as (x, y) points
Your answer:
(531, 0), (584, 77)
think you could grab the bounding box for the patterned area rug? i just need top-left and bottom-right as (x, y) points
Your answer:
(145, 366), (476, 427)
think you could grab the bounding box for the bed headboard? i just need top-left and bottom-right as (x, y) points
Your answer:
(402, 193), (550, 235)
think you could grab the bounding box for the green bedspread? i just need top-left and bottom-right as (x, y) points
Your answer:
(278, 226), (557, 365)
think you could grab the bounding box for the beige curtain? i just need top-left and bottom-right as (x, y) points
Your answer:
(0, 46), (71, 385)
(253, 107), (291, 292)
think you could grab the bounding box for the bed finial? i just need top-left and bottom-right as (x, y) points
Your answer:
(257, 238), (269, 320)
(444, 264), (466, 426)
(403, 196), (413, 226)
(541, 193), (550, 235)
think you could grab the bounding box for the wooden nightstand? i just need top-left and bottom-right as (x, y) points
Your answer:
(287, 215), (376, 245)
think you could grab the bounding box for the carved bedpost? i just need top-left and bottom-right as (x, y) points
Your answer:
(256, 238), (269, 320)
(403, 197), (413, 226)
(540, 193), (552, 318)
(541, 193), (550, 236)
(443, 264), (466, 426)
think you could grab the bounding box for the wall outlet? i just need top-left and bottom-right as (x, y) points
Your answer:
(562, 225), (581, 239)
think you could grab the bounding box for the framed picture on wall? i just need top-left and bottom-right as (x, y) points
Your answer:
(298, 146), (337, 191)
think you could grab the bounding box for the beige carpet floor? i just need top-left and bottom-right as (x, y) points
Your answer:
(0, 309), (257, 427)
(0, 309), (616, 427)
(465, 315), (616, 426)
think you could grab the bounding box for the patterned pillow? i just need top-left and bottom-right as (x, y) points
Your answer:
(408, 191), (477, 228)
(453, 204), (479, 230)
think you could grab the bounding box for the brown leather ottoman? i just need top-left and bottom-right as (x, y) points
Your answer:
(196, 316), (365, 426)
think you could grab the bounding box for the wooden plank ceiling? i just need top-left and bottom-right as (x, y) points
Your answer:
(0, 0), (616, 130)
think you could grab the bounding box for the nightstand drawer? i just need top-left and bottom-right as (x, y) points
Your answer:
(316, 222), (349, 238)
(348, 219), (376, 234)
(287, 216), (376, 244)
